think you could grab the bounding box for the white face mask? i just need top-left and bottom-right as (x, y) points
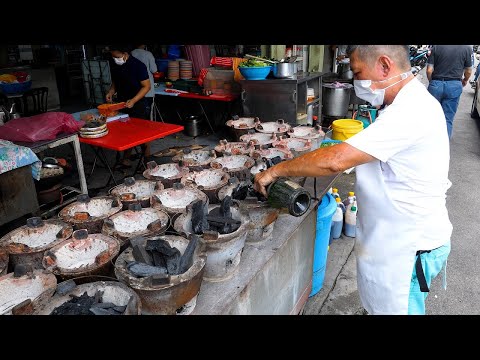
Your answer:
(114, 56), (125, 66)
(353, 71), (412, 106)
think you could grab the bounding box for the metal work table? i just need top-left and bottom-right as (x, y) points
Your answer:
(14, 133), (88, 218)
(193, 174), (340, 315)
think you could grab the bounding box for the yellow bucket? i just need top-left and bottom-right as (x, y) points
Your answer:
(331, 119), (364, 141)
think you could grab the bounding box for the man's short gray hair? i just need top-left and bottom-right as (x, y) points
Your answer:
(346, 45), (411, 70)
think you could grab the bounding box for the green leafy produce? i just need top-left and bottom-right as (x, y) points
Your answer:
(239, 59), (270, 68)
(320, 140), (342, 147)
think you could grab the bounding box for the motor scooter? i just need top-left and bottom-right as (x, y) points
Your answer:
(409, 47), (430, 68)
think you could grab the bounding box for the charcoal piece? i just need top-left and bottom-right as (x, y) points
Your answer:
(145, 239), (177, 257)
(165, 248), (182, 275)
(111, 199), (121, 208)
(94, 290), (104, 303)
(147, 161), (157, 170)
(125, 295), (136, 314)
(132, 244), (153, 265)
(220, 196), (232, 218)
(26, 217), (43, 228)
(113, 305), (127, 313)
(206, 215), (241, 234)
(271, 156), (283, 166)
(179, 235), (199, 274)
(51, 292), (96, 315)
(129, 203), (142, 212)
(89, 307), (119, 315)
(127, 262), (168, 277)
(14, 264), (27, 278)
(151, 251), (167, 268)
(129, 236), (145, 248)
(191, 199), (209, 235)
(146, 274), (170, 287)
(206, 216), (241, 226)
(231, 183), (249, 200)
(124, 177), (136, 186)
(91, 302), (116, 309)
(72, 229), (88, 240)
(56, 279), (77, 296)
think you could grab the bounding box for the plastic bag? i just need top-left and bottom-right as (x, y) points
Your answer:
(0, 112), (84, 142)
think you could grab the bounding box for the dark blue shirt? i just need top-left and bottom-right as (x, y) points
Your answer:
(427, 45), (473, 80)
(110, 55), (149, 102)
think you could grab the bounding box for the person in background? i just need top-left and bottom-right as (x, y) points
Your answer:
(254, 45), (452, 315)
(426, 45), (473, 139)
(106, 45), (151, 168)
(131, 44), (158, 119)
(131, 44), (158, 158)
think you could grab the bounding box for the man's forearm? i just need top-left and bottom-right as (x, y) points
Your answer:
(270, 143), (372, 178)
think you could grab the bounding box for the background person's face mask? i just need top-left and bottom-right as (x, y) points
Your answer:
(353, 71), (411, 106)
(114, 56), (125, 65)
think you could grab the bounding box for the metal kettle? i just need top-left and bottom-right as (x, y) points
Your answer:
(0, 105), (10, 123)
(9, 103), (21, 120)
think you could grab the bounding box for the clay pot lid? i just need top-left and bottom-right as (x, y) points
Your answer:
(103, 207), (170, 236)
(210, 154), (255, 172)
(0, 269), (57, 315)
(172, 149), (216, 167)
(58, 195), (123, 223)
(180, 168), (230, 191)
(143, 162), (190, 180)
(226, 116), (259, 129)
(0, 217), (73, 254)
(255, 119), (291, 134)
(109, 177), (163, 200)
(42, 229), (120, 275)
(152, 183), (208, 211)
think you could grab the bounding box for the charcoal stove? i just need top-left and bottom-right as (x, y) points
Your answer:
(172, 149), (217, 169)
(33, 280), (141, 315)
(0, 269), (57, 315)
(214, 139), (256, 157)
(180, 168), (230, 204)
(0, 249), (8, 276)
(225, 116), (260, 141)
(255, 119), (292, 137)
(0, 217), (73, 270)
(142, 162), (190, 188)
(109, 177), (164, 210)
(58, 194), (123, 233)
(151, 183), (208, 219)
(273, 136), (312, 157)
(252, 147), (294, 162)
(114, 234), (206, 315)
(288, 125), (325, 150)
(42, 229), (120, 282)
(102, 205), (170, 249)
(173, 199), (248, 282)
(210, 154), (255, 182)
(239, 132), (277, 148)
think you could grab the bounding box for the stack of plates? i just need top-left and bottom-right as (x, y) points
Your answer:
(168, 61), (179, 81)
(180, 60), (193, 80)
(79, 121), (109, 138)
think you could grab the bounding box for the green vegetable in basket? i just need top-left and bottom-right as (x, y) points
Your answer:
(320, 141), (341, 148)
(239, 59), (270, 68)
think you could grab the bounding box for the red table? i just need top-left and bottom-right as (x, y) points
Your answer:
(79, 117), (183, 187)
(153, 85), (239, 133)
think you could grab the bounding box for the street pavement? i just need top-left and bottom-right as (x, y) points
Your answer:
(304, 65), (480, 315)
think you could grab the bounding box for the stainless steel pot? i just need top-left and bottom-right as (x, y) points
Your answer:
(184, 115), (204, 137)
(337, 62), (353, 80)
(322, 83), (353, 117)
(273, 63), (295, 78)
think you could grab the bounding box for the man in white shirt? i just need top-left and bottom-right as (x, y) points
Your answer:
(254, 45), (452, 315)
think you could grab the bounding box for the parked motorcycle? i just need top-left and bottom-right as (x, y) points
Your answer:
(409, 46), (430, 68)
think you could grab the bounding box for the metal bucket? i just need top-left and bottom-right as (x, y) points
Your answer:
(322, 83), (353, 117)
